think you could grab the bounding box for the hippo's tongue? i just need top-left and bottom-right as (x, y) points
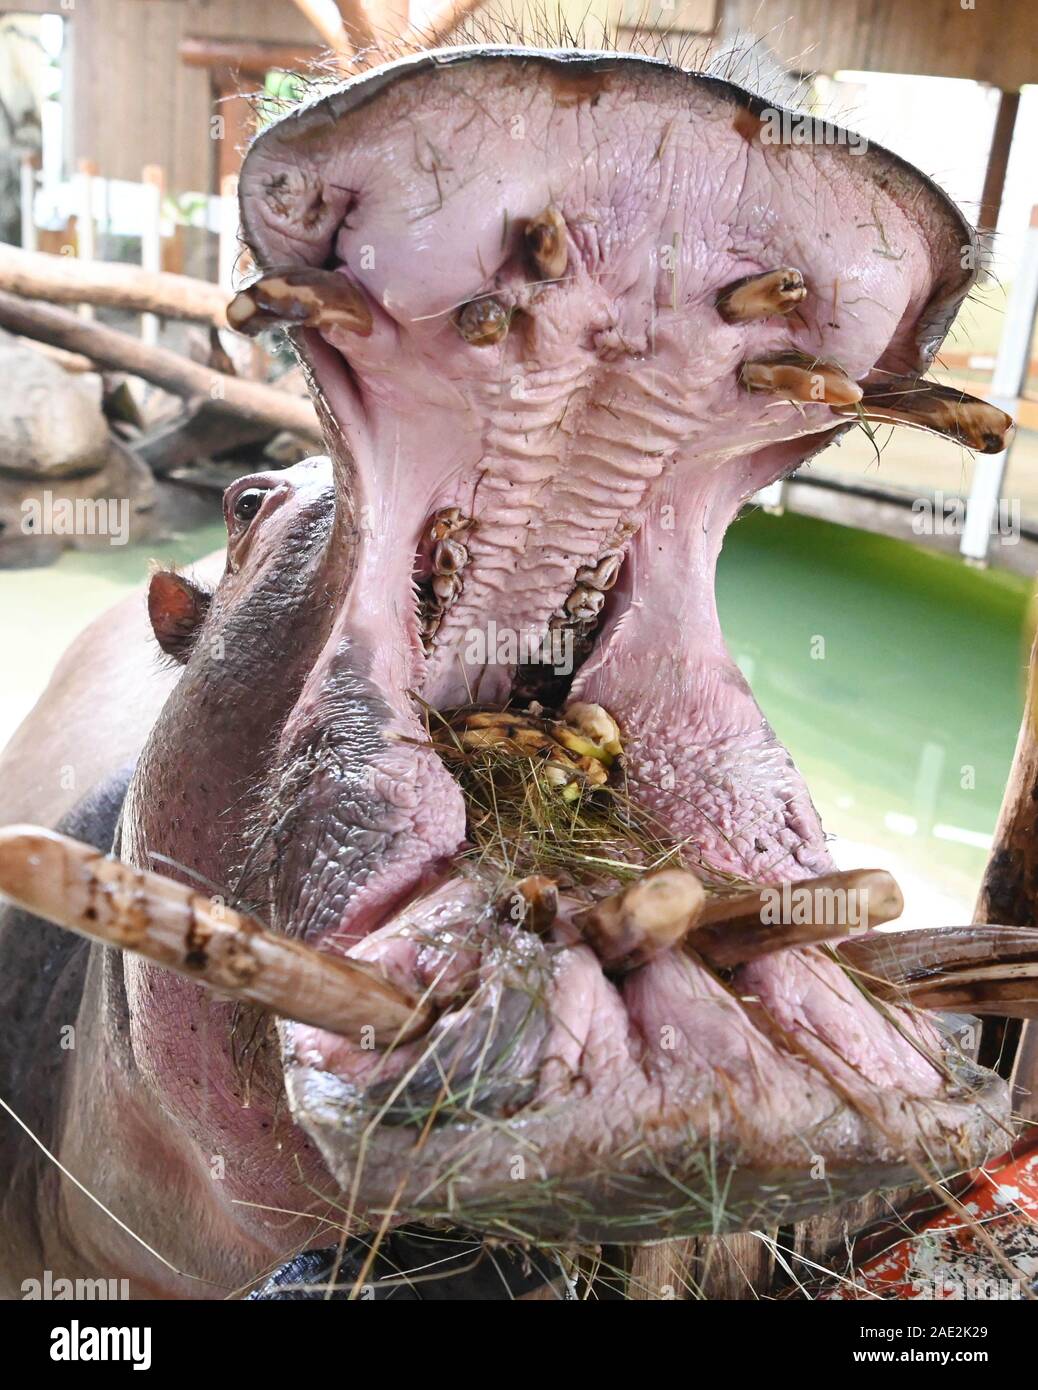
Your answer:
(231, 48), (1014, 1239)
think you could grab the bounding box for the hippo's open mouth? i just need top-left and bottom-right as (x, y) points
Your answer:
(217, 48), (1018, 1241)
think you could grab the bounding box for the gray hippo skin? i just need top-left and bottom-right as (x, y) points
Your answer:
(0, 46), (1014, 1298)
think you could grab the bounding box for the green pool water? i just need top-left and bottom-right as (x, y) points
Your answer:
(0, 511), (1029, 923)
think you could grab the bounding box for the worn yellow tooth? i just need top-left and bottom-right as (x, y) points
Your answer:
(525, 207), (568, 280)
(832, 378), (1015, 454)
(227, 268), (373, 338)
(558, 703), (623, 761)
(0, 825), (432, 1045)
(716, 267), (806, 324)
(579, 869), (706, 971)
(741, 353), (862, 407)
(456, 296), (509, 346)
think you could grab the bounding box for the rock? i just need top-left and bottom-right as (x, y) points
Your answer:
(0, 327), (110, 479)
(0, 438), (151, 566)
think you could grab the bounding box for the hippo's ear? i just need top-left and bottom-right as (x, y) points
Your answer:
(148, 569), (212, 663)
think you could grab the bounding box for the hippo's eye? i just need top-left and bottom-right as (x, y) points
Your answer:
(232, 488), (267, 526)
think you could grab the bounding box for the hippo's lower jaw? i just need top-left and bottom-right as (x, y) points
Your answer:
(219, 47), (1018, 1242)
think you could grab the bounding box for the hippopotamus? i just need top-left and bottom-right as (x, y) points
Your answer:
(0, 44), (1018, 1300)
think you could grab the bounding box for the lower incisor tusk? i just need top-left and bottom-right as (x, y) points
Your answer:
(716, 267), (806, 323)
(832, 378), (1014, 454)
(0, 825), (432, 1045)
(741, 353), (863, 407)
(838, 924), (1038, 1018)
(580, 869), (706, 970)
(687, 868), (903, 969)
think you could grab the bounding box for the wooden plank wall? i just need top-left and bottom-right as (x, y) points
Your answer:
(2, 0), (319, 190)
(723, 0), (1038, 89)
(4, 0), (1036, 192)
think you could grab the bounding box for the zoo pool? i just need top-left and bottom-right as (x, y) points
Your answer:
(0, 510), (1029, 926)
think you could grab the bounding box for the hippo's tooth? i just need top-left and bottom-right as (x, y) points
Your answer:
(227, 268), (374, 338)
(832, 378), (1015, 454)
(429, 506), (472, 542)
(502, 875), (559, 935)
(564, 583), (605, 623)
(0, 825), (432, 1045)
(578, 869), (706, 971)
(686, 868), (903, 969)
(740, 353), (863, 407)
(838, 924), (1038, 1018)
(525, 206), (568, 280)
(716, 267), (806, 324)
(455, 296), (510, 346)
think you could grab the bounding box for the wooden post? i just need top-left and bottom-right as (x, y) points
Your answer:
(74, 159), (98, 320)
(217, 174), (240, 295)
(20, 153), (40, 252)
(140, 165), (165, 346)
(978, 90), (1021, 238)
(974, 623), (1038, 1083)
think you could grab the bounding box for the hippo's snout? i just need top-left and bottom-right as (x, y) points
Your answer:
(111, 46), (1017, 1247)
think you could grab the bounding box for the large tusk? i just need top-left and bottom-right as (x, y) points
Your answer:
(0, 826), (432, 1045)
(525, 206), (569, 281)
(579, 869), (706, 970)
(838, 924), (1038, 1019)
(227, 268), (374, 338)
(686, 869), (904, 968)
(716, 267), (806, 324)
(832, 378), (1014, 454)
(740, 352), (863, 407)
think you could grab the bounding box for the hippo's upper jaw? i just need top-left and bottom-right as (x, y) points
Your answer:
(126, 48), (1012, 1246)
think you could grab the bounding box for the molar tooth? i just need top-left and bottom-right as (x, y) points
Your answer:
(559, 703), (623, 759)
(524, 206), (568, 280)
(741, 353), (862, 407)
(227, 268), (373, 338)
(716, 267), (806, 324)
(580, 870), (706, 971)
(575, 552), (623, 592)
(433, 538), (468, 575)
(430, 507), (471, 541)
(832, 378), (1014, 454)
(432, 573), (461, 603)
(564, 584), (605, 623)
(456, 296), (510, 346)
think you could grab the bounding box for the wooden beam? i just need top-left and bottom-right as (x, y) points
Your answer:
(401, 0), (489, 47)
(290, 0), (353, 55)
(179, 38), (324, 78)
(978, 90), (1021, 236)
(0, 244), (230, 329)
(0, 291), (321, 442)
(334, 0), (380, 49)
